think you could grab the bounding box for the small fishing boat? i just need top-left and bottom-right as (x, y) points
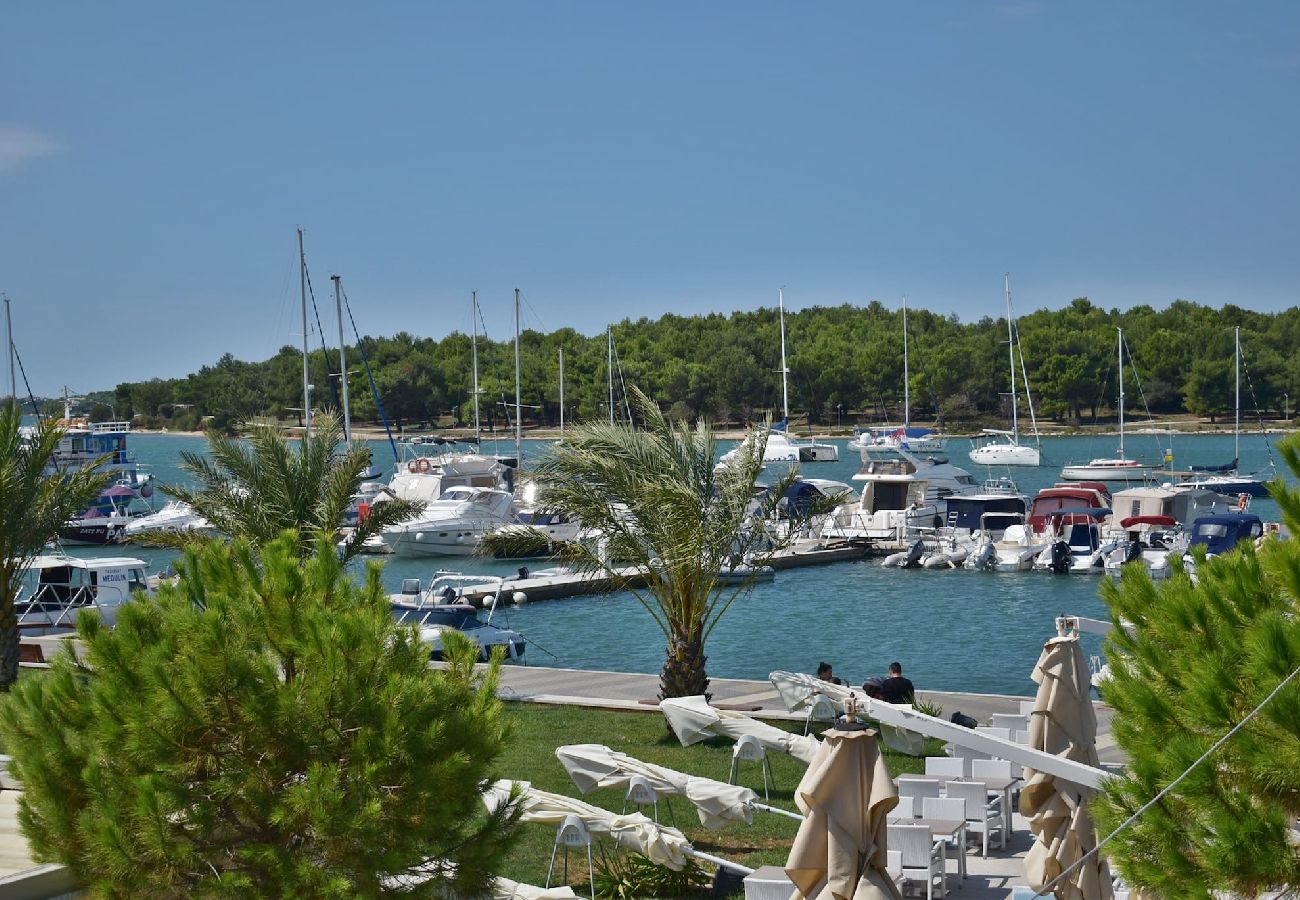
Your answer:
(388, 574), (526, 662)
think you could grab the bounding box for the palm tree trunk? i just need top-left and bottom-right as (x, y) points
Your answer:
(658, 625), (710, 702)
(0, 612), (20, 691)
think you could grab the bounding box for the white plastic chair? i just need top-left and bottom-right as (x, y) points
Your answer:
(889, 822), (946, 900)
(990, 713), (1028, 732)
(892, 795), (919, 819)
(805, 694), (838, 735)
(948, 743), (991, 762)
(1012, 729), (1030, 744)
(896, 776), (942, 802)
(729, 734), (773, 800)
(945, 780), (1006, 856)
(973, 726), (1012, 741)
(546, 813), (595, 899)
(921, 796), (968, 879)
(1018, 700), (1036, 716)
(886, 848), (903, 880)
(924, 756), (969, 779)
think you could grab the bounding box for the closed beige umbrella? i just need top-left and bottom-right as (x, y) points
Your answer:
(1021, 635), (1113, 900)
(660, 695), (821, 764)
(556, 743), (762, 828)
(785, 726), (904, 900)
(484, 780), (691, 870)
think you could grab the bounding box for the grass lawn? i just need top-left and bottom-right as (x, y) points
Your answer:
(494, 701), (940, 895)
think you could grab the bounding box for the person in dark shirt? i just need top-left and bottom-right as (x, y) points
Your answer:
(879, 661), (915, 704)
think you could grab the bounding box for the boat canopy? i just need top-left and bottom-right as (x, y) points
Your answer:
(1188, 514), (1263, 555)
(1119, 515), (1176, 529)
(1190, 457), (1238, 474)
(945, 495), (1026, 531)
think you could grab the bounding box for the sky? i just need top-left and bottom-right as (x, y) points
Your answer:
(2, 2), (1297, 395)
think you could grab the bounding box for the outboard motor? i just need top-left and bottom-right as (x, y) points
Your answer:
(903, 538), (925, 569)
(1049, 540), (1072, 574)
(1124, 540), (1145, 564)
(970, 541), (996, 571)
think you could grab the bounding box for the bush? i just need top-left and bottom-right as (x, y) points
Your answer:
(0, 532), (520, 898)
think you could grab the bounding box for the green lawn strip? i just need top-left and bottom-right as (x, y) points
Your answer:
(494, 702), (938, 892)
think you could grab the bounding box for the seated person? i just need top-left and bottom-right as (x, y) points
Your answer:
(815, 661), (842, 686)
(861, 676), (885, 700)
(879, 661), (915, 704)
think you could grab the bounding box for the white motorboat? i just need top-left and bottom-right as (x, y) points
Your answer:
(1061, 328), (1160, 482)
(1033, 509), (1117, 574)
(60, 485), (155, 545)
(967, 515), (1049, 571)
(822, 456), (938, 544)
(854, 426), (947, 454)
(122, 500), (213, 539)
(1102, 515), (1186, 579)
(381, 486), (517, 557)
(15, 554), (153, 636)
(388, 574), (525, 662)
(852, 445), (979, 511)
(969, 275), (1041, 468)
(383, 443), (514, 506)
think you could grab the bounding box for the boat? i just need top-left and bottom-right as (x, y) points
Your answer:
(970, 275), (1041, 467)
(1027, 483), (1111, 535)
(388, 574), (526, 662)
(852, 445), (980, 510)
(121, 500), (213, 539)
(1101, 514), (1186, 580)
(1185, 512), (1264, 559)
(725, 289), (837, 465)
(60, 485), (154, 545)
(822, 456), (938, 546)
(1169, 328), (1275, 498)
(1033, 508), (1117, 573)
(380, 486), (517, 557)
(36, 407), (154, 497)
(854, 296), (947, 454)
(14, 554), (153, 635)
(1060, 328), (1160, 481)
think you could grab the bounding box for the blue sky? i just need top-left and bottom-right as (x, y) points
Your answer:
(2, 2), (1297, 394)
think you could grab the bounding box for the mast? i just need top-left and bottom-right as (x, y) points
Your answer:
(1234, 325), (1241, 464)
(902, 295), (910, 429)
(471, 290), (481, 444)
(331, 275), (352, 446)
(1005, 275), (1018, 443)
(298, 228), (311, 448)
(607, 326), (615, 426)
(558, 347), (565, 435)
(778, 287), (790, 424)
(514, 288), (522, 465)
(1116, 327), (1125, 458)
(4, 294), (14, 410)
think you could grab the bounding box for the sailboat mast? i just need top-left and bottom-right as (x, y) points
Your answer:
(902, 296), (910, 429)
(558, 347), (565, 435)
(514, 288), (522, 465)
(778, 287), (790, 424)
(471, 290), (481, 444)
(4, 295), (14, 409)
(1234, 325), (1241, 463)
(331, 275), (352, 446)
(607, 326), (614, 427)
(1005, 275), (1017, 442)
(298, 228), (311, 448)
(1116, 327), (1125, 458)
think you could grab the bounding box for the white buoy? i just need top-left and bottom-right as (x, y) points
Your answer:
(415, 532), (425, 541)
(484, 595), (497, 609)
(512, 591), (528, 605)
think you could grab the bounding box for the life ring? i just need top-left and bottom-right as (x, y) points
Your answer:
(416, 457), (432, 474)
(1237, 493), (1249, 511)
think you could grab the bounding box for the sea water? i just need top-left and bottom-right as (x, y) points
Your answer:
(75, 428), (1289, 696)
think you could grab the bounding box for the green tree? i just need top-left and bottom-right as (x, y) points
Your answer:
(0, 405), (111, 689)
(159, 412), (418, 563)
(1093, 435), (1300, 895)
(483, 387), (824, 700)
(0, 533), (521, 898)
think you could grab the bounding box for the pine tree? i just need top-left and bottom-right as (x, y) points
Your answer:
(0, 532), (520, 898)
(1093, 435), (1300, 896)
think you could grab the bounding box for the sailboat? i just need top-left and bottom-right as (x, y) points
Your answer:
(1175, 327), (1274, 498)
(969, 274), (1041, 467)
(854, 296), (946, 453)
(1060, 327), (1158, 481)
(738, 289), (838, 464)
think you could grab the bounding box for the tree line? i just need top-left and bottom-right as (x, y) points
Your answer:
(103, 297), (1300, 432)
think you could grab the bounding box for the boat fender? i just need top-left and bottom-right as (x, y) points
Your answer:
(1237, 493), (1249, 511)
(358, 502), (370, 523)
(512, 591), (528, 605)
(415, 532), (425, 541)
(1050, 540), (1072, 574)
(140, 482), (154, 498)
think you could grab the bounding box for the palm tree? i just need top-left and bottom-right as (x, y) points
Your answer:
(158, 412), (419, 563)
(483, 387), (826, 701)
(0, 405), (112, 690)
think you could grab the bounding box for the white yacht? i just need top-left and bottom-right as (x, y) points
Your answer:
(381, 486), (517, 557)
(122, 500), (213, 539)
(969, 275), (1041, 467)
(852, 445), (979, 511)
(822, 457), (938, 544)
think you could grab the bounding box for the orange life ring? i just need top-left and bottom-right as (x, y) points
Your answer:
(1237, 493), (1249, 511)
(416, 457), (433, 474)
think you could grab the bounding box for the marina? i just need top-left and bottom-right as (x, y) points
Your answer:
(43, 428), (1288, 697)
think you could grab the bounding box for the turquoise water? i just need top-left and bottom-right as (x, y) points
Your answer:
(77, 429), (1290, 697)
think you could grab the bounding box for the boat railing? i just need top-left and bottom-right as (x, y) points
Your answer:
(16, 581), (133, 629)
(89, 421), (132, 434)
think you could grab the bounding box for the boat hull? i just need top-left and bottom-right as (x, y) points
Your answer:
(969, 444), (1040, 467)
(1060, 462), (1157, 482)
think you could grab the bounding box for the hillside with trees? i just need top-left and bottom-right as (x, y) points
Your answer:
(101, 298), (1300, 432)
